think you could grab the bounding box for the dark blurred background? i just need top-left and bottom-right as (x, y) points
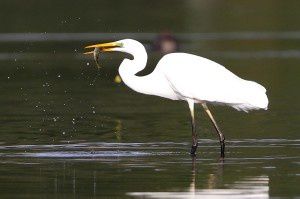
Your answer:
(2, 0), (300, 32)
(2, 0), (300, 54)
(0, 0), (299, 143)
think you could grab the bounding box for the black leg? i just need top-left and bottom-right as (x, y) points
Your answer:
(202, 103), (225, 158)
(188, 101), (198, 155)
(220, 140), (225, 158)
(190, 117), (198, 155)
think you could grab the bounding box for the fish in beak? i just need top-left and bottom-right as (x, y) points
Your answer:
(84, 41), (123, 68)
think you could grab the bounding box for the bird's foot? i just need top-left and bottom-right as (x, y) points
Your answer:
(190, 143), (198, 155)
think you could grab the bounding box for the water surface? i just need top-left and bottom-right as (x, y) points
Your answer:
(0, 1), (300, 198)
(0, 139), (299, 198)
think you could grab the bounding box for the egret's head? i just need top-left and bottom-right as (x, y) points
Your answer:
(84, 39), (144, 67)
(85, 39), (145, 53)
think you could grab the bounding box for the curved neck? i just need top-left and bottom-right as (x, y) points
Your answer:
(118, 46), (157, 95)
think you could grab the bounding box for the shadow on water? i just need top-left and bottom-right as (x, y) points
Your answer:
(0, 139), (299, 198)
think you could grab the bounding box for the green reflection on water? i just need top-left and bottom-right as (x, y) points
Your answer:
(0, 51), (299, 198)
(0, 0), (300, 198)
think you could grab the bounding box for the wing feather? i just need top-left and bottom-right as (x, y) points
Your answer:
(156, 53), (268, 111)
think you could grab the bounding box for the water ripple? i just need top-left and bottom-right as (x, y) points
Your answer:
(0, 139), (298, 160)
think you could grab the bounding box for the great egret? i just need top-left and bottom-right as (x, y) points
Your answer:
(84, 39), (268, 157)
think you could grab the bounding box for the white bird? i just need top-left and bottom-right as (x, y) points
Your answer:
(84, 39), (268, 157)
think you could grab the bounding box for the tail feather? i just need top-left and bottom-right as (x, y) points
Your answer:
(232, 81), (268, 112)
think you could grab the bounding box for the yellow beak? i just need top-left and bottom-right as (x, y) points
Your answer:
(84, 41), (122, 54)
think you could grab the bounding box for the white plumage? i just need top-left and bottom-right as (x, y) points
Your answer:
(84, 38), (269, 157)
(115, 39), (268, 112)
(157, 53), (268, 112)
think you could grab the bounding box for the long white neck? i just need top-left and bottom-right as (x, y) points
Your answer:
(118, 45), (157, 95)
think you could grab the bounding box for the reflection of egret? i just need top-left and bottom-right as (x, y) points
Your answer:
(114, 119), (123, 142)
(129, 165), (269, 198)
(84, 39), (268, 157)
(190, 156), (224, 194)
(207, 158), (224, 189)
(189, 156), (197, 195)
